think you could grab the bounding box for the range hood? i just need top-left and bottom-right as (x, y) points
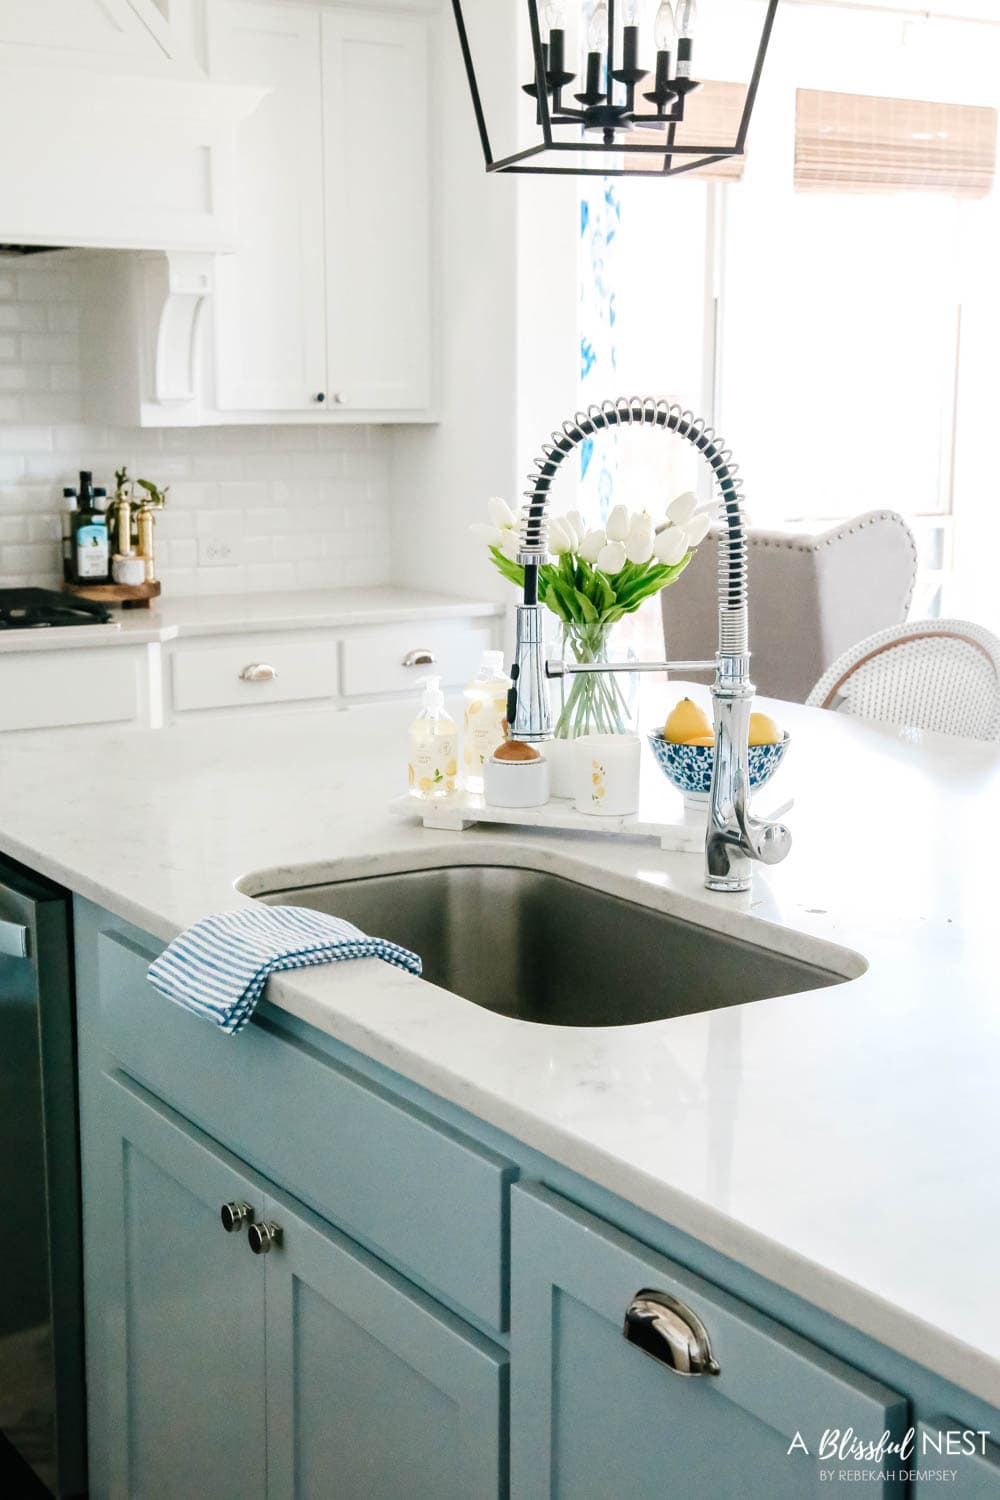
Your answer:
(0, 64), (265, 254)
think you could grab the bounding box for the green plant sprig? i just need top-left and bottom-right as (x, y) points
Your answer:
(487, 546), (691, 626)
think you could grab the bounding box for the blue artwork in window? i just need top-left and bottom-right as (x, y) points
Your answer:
(578, 178), (621, 526)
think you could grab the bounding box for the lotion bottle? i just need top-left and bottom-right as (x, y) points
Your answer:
(408, 676), (458, 800)
(462, 649), (511, 793)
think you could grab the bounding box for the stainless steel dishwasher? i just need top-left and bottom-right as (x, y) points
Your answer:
(0, 857), (85, 1498)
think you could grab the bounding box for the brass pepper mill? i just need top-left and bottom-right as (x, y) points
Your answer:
(136, 506), (157, 582)
(111, 496), (131, 560)
(131, 476), (168, 585)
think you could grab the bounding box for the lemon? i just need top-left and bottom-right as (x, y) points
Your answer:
(664, 697), (712, 743)
(749, 711), (781, 746)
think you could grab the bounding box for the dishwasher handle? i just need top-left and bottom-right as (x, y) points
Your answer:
(0, 918), (29, 960)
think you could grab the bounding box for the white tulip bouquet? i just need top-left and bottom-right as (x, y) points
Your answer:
(472, 492), (712, 737)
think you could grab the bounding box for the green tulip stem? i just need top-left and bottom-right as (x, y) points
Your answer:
(553, 623), (633, 739)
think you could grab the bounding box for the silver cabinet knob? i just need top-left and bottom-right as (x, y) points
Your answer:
(220, 1201), (255, 1234)
(331, 392), (347, 405)
(239, 663), (277, 684)
(401, 649), (436, 668)
(248, 1221), (283, 1255)
(623, 1290), (720, 1377)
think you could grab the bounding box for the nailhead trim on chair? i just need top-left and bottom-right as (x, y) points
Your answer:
(706, 511), (919, 614)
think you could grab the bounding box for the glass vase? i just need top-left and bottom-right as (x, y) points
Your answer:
(553, 621), (636, 740)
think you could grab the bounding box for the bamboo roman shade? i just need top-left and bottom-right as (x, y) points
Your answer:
(795, 89), (997, 199)
(625, 81), (749, 181)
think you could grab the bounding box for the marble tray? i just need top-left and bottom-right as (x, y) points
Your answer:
(389, 757), (793, 854)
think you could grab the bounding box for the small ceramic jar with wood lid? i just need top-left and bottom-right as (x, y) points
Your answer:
(482, 740), (549, 809)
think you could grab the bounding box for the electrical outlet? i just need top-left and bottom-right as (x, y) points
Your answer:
(198, 534), (243, 567)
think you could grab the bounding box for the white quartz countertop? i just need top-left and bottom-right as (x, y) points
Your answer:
(0, 690), (997, 1407)
(0, 586), (503, 652)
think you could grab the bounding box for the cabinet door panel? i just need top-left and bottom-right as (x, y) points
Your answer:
(84, 1075), (267, 1500)
(208, 1), (327, 410)
(264, 1193), (506, 1500)
(321, 11), (433, 412)
(511, 1184), (909, 1500)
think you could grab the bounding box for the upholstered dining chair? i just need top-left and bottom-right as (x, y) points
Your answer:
(806, 618), (1000, 742)
(660, 511), (918, 703)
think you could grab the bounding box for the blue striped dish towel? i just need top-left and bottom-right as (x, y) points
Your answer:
(147, 905), (422, 1035)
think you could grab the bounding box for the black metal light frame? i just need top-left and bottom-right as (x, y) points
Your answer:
(451, 0), (780, 178)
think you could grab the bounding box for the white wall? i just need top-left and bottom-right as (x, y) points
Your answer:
(388, 2), (578, 606)
(0, 256), (391, 596)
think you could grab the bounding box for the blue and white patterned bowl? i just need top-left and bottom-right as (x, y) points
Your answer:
(647, 732), (790, 799)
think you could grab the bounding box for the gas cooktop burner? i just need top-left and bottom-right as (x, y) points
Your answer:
(0, 587), (114, 631)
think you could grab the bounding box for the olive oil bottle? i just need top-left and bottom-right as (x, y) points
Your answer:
(72, 471), (110, 585)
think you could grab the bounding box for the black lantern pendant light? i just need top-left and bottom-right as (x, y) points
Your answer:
(451, 0), (780, 178)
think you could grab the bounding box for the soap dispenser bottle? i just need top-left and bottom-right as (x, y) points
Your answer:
(408, 676), (458, 801)
(463, 648), (511, 793)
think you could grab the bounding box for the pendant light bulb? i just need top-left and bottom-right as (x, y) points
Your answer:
(675, 0), (696, 38)
(623, 0), (641, 24)
(541, 0), (567, 32)
(588, 1), (609, 53)
(653, 0), (675, 51)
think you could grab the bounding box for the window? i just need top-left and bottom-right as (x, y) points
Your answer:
(574, 0), (1000, 639)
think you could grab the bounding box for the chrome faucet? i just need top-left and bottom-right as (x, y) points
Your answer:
(508, 396), (791, 893)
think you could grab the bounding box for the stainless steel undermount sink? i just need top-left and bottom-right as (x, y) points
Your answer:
(257, 864), (859, 1027)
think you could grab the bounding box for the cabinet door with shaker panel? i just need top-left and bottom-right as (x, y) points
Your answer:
(263, 1191), (506, 1500)
(510, 1184), (910, 1500)
(207, 0), (436, 421)
(208, 2), (328, 412)
(83, 1072), (507, 1500)
(319, 8), (434, 415)
(82, 1076), (268, 1500)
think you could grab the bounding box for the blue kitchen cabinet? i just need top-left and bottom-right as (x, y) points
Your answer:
(83, 1072), (268, 1500)
(74, 900), (1000, 1500)
(83, 1069), (507, 1500)
(510, 1183), (910, 1500)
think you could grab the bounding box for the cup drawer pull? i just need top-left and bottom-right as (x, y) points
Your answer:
(623, 1290), (720, 1377)
(0, 918), (29, 960)
(239, 663), (278, 684)
(401, 649), (436, 668)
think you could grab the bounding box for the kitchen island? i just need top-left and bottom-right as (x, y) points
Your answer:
(0, 691), (997, 1497)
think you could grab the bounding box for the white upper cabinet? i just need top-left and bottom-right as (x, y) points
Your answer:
(79, 0), (438, 423)
(204, 0), (437, 423)
(320, 11), (433, 415)
(207, 3), (328, 412)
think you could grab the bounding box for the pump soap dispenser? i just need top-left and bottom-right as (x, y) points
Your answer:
(408, 676), (458, 801)
(463, 648), (511, 794)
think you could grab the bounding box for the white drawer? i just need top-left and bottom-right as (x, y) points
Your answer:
(171, 639), (339, 713)
(340, 619), (495, 698)
(0, 648), (143, 732)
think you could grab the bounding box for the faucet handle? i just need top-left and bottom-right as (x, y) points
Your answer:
(745, 815), (792, 866)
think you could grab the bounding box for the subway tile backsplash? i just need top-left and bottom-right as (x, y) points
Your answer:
(0, 258), (392, 596)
